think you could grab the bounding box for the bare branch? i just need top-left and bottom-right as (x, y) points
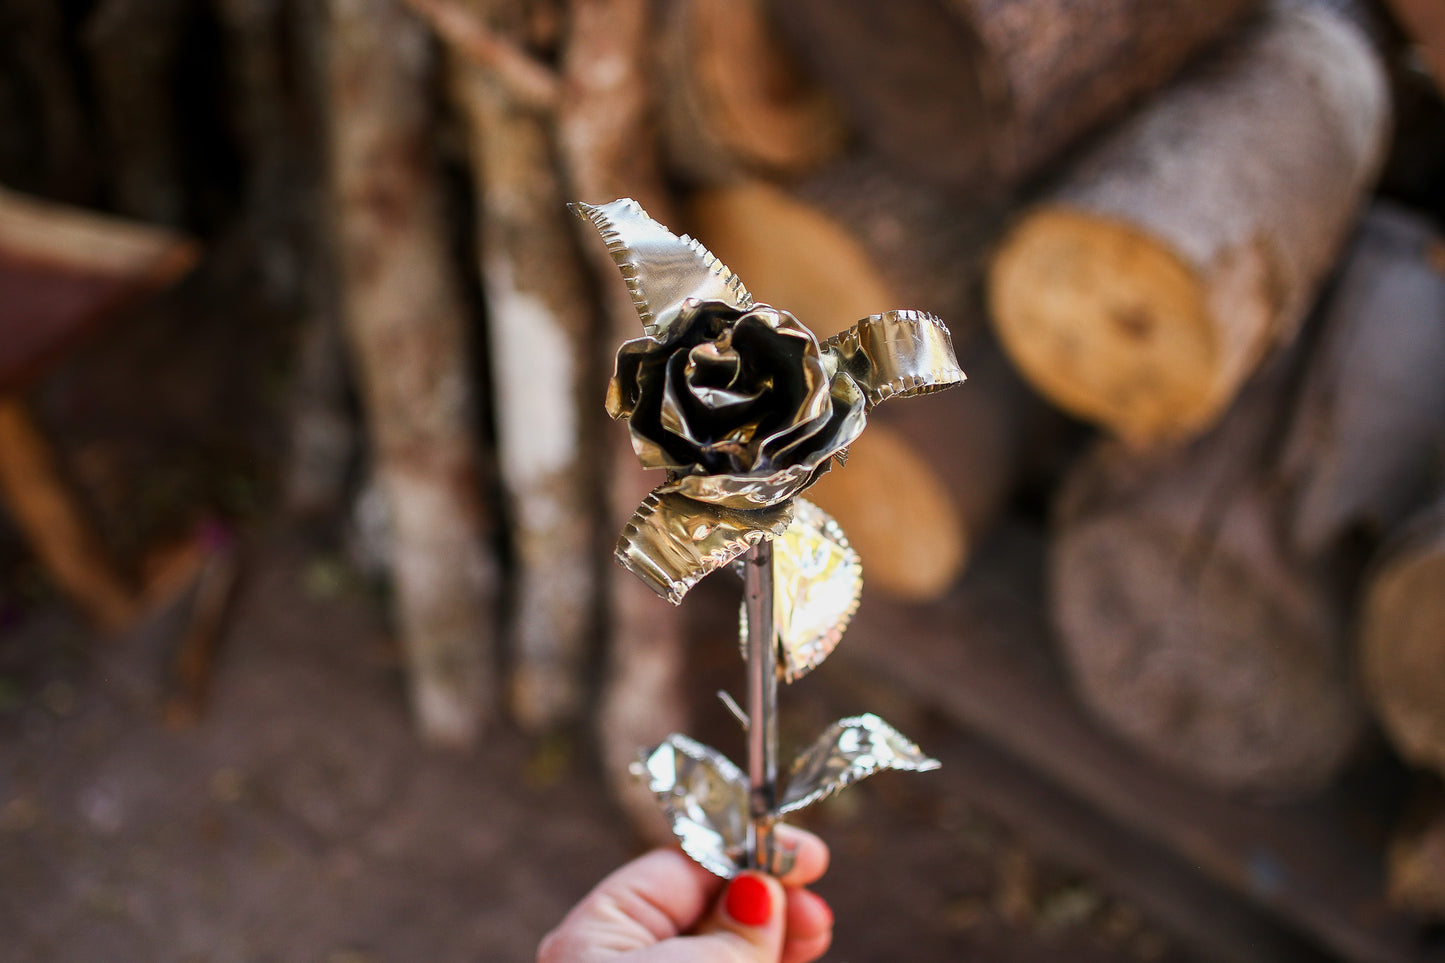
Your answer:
(403, 0), (560, 111)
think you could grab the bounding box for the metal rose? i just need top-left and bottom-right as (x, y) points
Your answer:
(607, 299), (865, 511)
(577, 198), (961, 882)
(573, 198), (966, 605)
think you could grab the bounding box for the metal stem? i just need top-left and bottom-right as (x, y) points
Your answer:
(743, 539), (778, 873)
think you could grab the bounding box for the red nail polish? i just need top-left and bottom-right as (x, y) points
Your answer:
(725, 873), (772, 927)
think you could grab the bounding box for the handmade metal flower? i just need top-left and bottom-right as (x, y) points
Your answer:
(574, 198), (966, 878)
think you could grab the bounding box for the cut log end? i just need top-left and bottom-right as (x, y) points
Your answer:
(1362, 543), (1445, 776)
(991, 209), (1222, 446)
(806, 423), (965, 600)
(1052, 511), (1362, 796)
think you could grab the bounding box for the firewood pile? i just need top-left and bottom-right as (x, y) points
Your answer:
(4, 0), (1445, 951)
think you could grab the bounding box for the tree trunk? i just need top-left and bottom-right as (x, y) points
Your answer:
(769, 0), (1260, 193)
(447, 0), (598, 731)
(325, 0), (497, 747)
(990, 1), (1389, 447)
(556, 0), (687, 841)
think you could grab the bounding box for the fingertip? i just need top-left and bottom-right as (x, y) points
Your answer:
(785, 886), (833, 940)
(724, 873), (776, 928)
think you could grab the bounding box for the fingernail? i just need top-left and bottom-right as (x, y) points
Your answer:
(725, 873), (772, 927)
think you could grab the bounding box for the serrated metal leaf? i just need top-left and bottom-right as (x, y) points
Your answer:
(570, 198), (752, 337)
(823, 310), (967, 407)
(617, 490), (793, 604)
(777, 713), (940, 816)
(634, 734), (748, 878)
(739, 498), (862, 682)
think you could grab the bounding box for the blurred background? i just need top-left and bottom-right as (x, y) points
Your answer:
(2, 0), (1445, 959)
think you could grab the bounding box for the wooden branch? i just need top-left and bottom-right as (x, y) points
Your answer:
(404, 0), (560, 110)
(990, 1), (1390, 447)
(324, 0), (498, 747)
(446, 0), (598, 731)
(556, 0), (686, 841)
(769, 0), (1261, 192)
(0, 399), (136, 631)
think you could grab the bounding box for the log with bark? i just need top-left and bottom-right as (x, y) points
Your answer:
(990, 1), (1390, 448)
(1050, 203), (1445, 797)
(555, 0), (688, 840)
(442, 0), (599, 731)
(769, 0), (1260, 193)
(324, 0), (498, 747)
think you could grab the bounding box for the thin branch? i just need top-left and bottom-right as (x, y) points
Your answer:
(403, 0), (561, 111)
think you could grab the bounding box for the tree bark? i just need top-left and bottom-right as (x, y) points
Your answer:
(990, 1), (1389, 447)
(769, 0), (1260, 193)
(556, 0), (686, 840)
(446, 0), (598, 731)
(325, 0), (497, 747)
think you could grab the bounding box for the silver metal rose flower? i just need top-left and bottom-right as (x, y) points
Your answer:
(608, 299), (865, 511)
(574, 198), (965, 879)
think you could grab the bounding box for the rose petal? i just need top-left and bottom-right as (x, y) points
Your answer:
(606, 336), (660, 421)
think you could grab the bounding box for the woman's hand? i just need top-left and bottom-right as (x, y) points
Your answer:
(538, 826), (833, 963)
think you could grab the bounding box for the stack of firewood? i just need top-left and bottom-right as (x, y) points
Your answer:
(667, 0), (1445, 911)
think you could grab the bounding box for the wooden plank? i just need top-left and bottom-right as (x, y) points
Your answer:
(846, 529), (1442, 963)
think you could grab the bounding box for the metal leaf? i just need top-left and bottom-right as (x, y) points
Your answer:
(570, 199), (752, 337)
(777, 713), (940, 816)
(633, 734), (749, 878)
(617, 490), (793, 604)
(739, 499), (862, 683)
(823, 310), (967, 408)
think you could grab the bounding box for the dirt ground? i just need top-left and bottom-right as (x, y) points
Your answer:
(0, 530), (1184, 963)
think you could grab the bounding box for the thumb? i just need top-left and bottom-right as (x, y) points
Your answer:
(692, 871), (787, 960)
